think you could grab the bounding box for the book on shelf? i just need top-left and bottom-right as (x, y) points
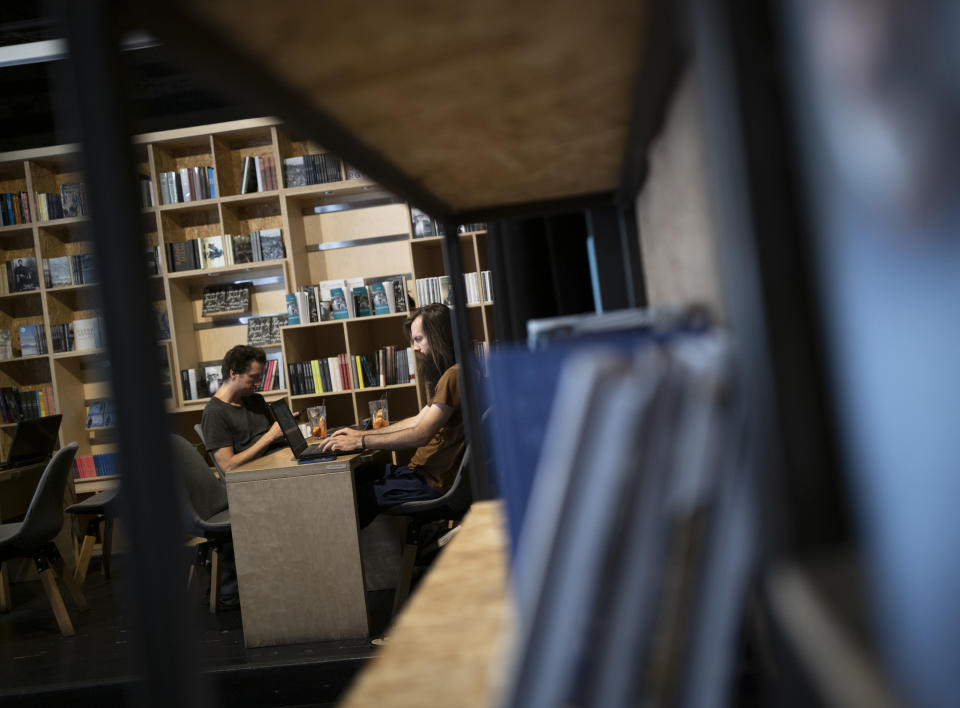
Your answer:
(258, 228), (285, 260)
(411, 207), (447, 238)
(71, 253), (97, 284)
(59, 183), (86, 218)
(50, 322), (74, 353)
(282, 156), (307, 188)
(8, 257), (39, 292)
(73, 316), (105, 351)
(145, 245), (162, 276)
(370, 281), (391, 315)
(352, 285), (372, 318)
(204, 365), (223, 395)
(330, 287), (350, 320)
(202, 235), (226, 268)
(85, 398), (114, 428)
(377, 274), (409, 313)
(0, 192), (31, 226)
(0, 329), (11, 360)
(285, 293), (301, 325)
(246, 314), (287, 347)
(71, 452), (119, 480)
(345, 164), (366, 181)
(154, 302), (170, 339)
(139, 175), (155, 208)
(17, 323), (47, 356)
(202, 283), (251, 316)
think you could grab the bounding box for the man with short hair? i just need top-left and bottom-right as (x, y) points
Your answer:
(201, 344), (285, 474)
(322, 303), (465, 527)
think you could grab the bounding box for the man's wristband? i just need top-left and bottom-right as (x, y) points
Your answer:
(361, 435), (366, 450)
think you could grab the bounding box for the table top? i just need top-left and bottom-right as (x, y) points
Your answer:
(340, 500), (512, 707)
(226, 445), (382, 483)
(0, 460), (45, 484)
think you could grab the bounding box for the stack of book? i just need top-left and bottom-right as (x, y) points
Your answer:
(282, 152), (343, 187)
(0, 384), (55, 423)
(72, 316), (107, 352)
(158, 166), (217, 204)
(71, 452), (119, 479)
(165, 229), (285, 273)
(0, 192), (31, 225)
(239, 156), (278, 193)
(254, 354), (284, 392)
(50, 323), (75, 353)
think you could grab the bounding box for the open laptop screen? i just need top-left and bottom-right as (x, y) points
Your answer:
(5, 414), (63, 468)
(267, 400), (307, 455)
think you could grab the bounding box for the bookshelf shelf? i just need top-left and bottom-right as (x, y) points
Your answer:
(0, 224), (33, 236)
(52, 348), (106, 360)
(219, 191), (281, 206)
(35, 215), (88, 227)
(165, 258), (286, 281)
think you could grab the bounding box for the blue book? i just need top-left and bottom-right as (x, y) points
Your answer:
(330, 288), (350, 320)
(370, 282), (391, 315)
(285, 292), (300, 325)
(207, 166), (217, 198)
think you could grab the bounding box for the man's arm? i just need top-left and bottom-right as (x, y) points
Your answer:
(321, 403), (452, 452)
(212, 421), (284, 474)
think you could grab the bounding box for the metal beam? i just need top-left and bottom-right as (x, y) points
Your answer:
(58, 0), (203, 705)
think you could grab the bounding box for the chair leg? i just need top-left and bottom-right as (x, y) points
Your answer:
(209, 548), (221, 614)
(101, 518), (113, 579)
(36, 556), (75, 637)
(0, 562), (10, 612)
(51, 550), (87, 611)
(74, 534), (96, 585)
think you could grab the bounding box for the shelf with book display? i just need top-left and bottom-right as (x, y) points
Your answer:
(0, 159), (31, 227)
(28, 153), (88, 222)
(150, 133), (217, 206)
(211, 124), (278, 198)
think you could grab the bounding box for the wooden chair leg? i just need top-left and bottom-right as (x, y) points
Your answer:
(0, 562), (10, 612)
(74, 534), (96, 585)
(53, 555), (87, 611)
(209, 548), (221, 614)
(37, 563), (75, 637)
(101, 518), (113, 579)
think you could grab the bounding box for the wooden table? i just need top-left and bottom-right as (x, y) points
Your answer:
(225, 446), (384, 648)
(341, 500), (512, 707)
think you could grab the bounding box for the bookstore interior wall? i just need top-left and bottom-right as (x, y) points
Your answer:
(0, 117), (494, 496)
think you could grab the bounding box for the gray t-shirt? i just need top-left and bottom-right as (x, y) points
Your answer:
(201, 394), (273, 454)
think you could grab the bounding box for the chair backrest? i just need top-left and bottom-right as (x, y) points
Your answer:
(18, 442), (79, 546)
(194, 423), (228, 488)
(169, 434), (228, 535)
(388, 444), (473, 521)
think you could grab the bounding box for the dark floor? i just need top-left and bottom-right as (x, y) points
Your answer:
(0, 556), (392, 707)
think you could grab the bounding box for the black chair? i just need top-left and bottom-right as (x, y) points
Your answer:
(0, 442), (84, 636)
(193, 423), (228, 489)
(169, 433), (231, 613)
(384, 445), (473, 613)
(64, 485), (120, 587)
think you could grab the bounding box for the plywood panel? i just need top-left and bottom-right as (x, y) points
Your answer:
(227, 460), (369, 646)
(168, 0), (645, 211)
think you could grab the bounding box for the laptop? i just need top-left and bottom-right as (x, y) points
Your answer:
(268, 400), (349, 460)
(0, 414), (63, 470)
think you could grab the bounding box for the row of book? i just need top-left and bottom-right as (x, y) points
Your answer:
(42, 254), (98, 288)
(282, 153), (349, 188)
(85, 398), (115, 428)
(181, 354), (285, 401)
(37, 183), (87, 221)
(0, 192), (31, 225)
(159, 166), (217, 205)
(415, 271), (494, 307)
(0, 384), (55, 424)
(287, 275), (409, 325)
(287, 348), (414, 396)
(240, 156), (279, 193)
(165, 229), (285, 273)
(72, 452), (119, 480)
(12, 317), (107, 358)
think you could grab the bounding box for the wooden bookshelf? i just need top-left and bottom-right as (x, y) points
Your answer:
(0, 117), (496, 491)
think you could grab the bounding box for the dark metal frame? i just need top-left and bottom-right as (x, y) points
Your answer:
(49, 0), (687, 701)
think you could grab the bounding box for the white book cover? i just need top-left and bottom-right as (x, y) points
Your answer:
(223, 234), (234, 266)
(179, 167), (193, 202)
(317, 279), (347, 302)
(73, 316), (100, 351)
(407, 347), (415, 382)
(328, 356), (341, 391)
(254, 156), (264, 192)
(187, 368), (198, 400)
